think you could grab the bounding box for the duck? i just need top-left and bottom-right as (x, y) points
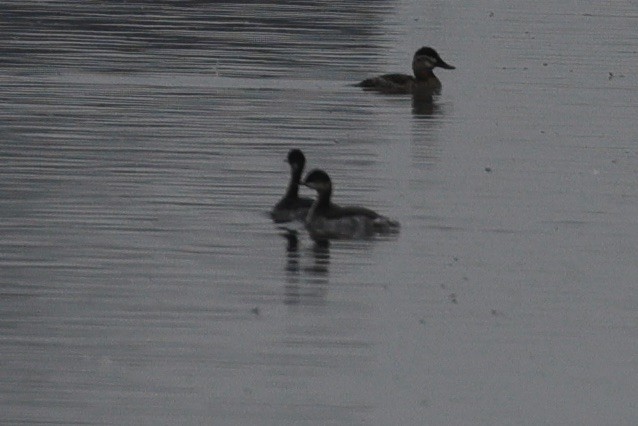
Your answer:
(356, 47), (455, 94)
(271, 149), (314, 223)
(301, 169), (400, 240)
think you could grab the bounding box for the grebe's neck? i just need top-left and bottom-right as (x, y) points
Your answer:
(306, 187), (331, 224)
(316, 186), (331, 210)
(284, 166), (303, 199)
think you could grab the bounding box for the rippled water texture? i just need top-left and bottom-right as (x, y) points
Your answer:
(2, 1), (638, 424)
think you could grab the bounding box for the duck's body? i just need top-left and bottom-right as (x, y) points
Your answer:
(357, 47), (455, 94)
(357, 71), (441, 93)
(302, 169), (399, 240)
(271, 149), (314, 223)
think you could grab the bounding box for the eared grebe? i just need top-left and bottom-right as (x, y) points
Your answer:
(271, 149), (314, 223)
(302, 169), (400, 240)
(356, 47), (455, 93)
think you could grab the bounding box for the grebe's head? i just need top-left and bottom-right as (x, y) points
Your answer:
(286, 149), (306, 172)
(302, 169), (332, 193)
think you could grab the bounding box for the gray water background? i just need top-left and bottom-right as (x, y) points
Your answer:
(1, 1), (637, 424)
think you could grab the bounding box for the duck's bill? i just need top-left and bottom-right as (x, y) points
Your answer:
(438, 60), (455, 70)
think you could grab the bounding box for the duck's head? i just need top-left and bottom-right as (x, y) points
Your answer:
(412, 47), (455, 72)
(302, 169), (332, 194)
(287, 149), (306, 172)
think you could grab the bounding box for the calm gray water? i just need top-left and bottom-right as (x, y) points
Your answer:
(2, 1), (637, 424)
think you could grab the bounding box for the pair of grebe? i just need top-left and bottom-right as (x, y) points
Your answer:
(271, 47), (454, 238)
(271, 149), (399, 240)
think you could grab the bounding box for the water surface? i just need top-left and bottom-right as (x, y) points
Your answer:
(2, 0), (638, 424)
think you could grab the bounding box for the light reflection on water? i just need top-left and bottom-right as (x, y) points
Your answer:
(2, 0), (638, 424)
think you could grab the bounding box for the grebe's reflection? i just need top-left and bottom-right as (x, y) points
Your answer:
(280, 229), (330, 305)
(282, 228), (300, 273)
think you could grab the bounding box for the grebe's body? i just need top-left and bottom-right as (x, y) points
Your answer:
(302, 169), (399, 240)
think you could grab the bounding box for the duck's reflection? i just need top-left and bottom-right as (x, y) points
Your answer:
(280, 230), (330, 305)
(411, 88), (441, 117)
(410, 86), (450, 166)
